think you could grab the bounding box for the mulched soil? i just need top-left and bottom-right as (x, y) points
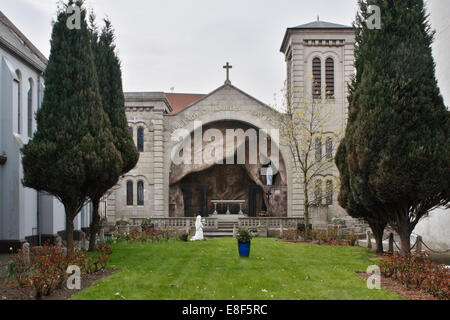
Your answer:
(0, 269), (114, 300)
(357, 272), (439, 300)
(280, 239), (355, 246)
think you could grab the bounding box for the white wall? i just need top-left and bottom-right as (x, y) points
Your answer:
(413, 1), (450, 250)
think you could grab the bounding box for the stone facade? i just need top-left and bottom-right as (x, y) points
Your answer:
(105, 20), (357, 226)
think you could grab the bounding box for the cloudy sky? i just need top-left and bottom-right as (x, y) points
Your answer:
(1, 0), (448, 106)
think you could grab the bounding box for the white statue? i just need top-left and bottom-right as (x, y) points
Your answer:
(266, 166), (273, 186)
(190, 215), (204, 241)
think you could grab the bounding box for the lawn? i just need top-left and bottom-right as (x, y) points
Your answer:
(72, 238), (402, 300)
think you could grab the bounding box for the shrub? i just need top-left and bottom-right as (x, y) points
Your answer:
(282, 229), (298, 241)
(236, 228), (253, 244)
(379, 252), (449, 300)
(7, 241), (112, 299)
(346, 232), (358, 246)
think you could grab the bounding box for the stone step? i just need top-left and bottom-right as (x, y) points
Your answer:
(204, 232), (234, 238)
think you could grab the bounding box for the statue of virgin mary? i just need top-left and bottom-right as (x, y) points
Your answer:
(190, 215), (204, 241)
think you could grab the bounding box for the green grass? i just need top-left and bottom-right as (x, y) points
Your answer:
(72, 238), (401, 300)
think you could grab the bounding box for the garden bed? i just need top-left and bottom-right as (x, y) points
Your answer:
(0, 269), (114, 300)
(357, 272), (438, 300)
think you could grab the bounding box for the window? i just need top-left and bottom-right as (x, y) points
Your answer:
(315, 137), (322, 162)
(326, 137), (333, 160)
(126, 181), (133, 205)
(326, 180), (333, 205)
(137, 127), (144, 152)
(128, 126), (133, 137)
(137, 181), (144, 206)
(312, 57), (321, 99)
(325, 58), (334, 99)
(314, 180), (323, 205)
(27, 79), (33, 137)
(16, 70), (22, 134)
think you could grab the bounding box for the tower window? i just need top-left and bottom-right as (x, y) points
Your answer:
(312, 57), (321, 99)
(326, 137), (333, 160)
(137, 180), (144, 206)
(325, 58), (334, 99)
(126, 180), (133, 205)
(137, 127), (144, 152)
(326, 180), (333, 205)
(315, 137), (322, 162)
(128, 126), (133, 137)
(315, 180), (323, 205)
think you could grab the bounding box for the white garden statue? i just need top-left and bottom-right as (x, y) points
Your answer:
(190, 215), (204, 241)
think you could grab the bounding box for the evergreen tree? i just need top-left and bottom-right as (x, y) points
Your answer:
(87, 17), (139, 250)
(340, 0), (450, 256)
(336, 140), (387, 253)
(21, 0), (122, 246)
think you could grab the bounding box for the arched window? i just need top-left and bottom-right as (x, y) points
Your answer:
(137, 180), (144, 206)
(325, 58), (334, 99)
(314, 180), (323, 205)
(312, 57), (321, 99)
(315, 137), (322, 162)
(16, 70), (22, 134)
(326, 180), (333, 205)
(126, 181), (133, 205)
(128, 126), (133, 137)
(137, 127), (144, 152)
(27, 78), (33, 137)
(326, 137), (333, 160)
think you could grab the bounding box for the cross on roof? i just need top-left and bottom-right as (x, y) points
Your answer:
(223, 62), (232, 84)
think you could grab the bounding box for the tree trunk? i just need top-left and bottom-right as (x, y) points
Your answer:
(367, 220), (387, 254)
(66, 216), (74, 247)
(398, 227), (411, 257)
(88, 199), (100, 252)
(303, 179), (310, 240)
(393, 214), (412, 256)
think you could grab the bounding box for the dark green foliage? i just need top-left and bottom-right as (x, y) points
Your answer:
(87, 16), (139, 250)
(21, 1), (122, 245)
(337, 0), (450, 255)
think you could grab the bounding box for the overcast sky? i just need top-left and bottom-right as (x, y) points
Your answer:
(1, 0), (448, 107)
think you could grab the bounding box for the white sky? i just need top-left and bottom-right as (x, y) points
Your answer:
(1, 0), (448, 107)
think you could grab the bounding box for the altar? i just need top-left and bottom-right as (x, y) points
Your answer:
(211, 200), (246, 216)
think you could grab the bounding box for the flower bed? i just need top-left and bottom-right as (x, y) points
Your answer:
(379, 252), (449, 300)
(6, 241), (112, 299)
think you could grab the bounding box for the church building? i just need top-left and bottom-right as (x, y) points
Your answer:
(104, 19), (356, 227)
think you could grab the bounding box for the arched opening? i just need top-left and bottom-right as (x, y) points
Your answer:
(169, 120), (287, 218)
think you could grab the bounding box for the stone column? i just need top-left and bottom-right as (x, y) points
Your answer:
(153, 111), (165, 217)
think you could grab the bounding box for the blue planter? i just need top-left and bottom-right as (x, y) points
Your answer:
(238, 242), (251, 257)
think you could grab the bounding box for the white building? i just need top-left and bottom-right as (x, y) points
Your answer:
(0, 11), (91, 252)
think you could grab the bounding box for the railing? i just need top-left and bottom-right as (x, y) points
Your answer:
(238, 218), (298, 230)
(128, 217), (219, 230)
(124, 217), (299, 231)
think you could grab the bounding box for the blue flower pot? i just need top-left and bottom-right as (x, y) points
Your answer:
(238, 242), (251, 257)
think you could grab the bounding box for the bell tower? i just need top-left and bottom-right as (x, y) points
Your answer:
(280, 19), (355, 121)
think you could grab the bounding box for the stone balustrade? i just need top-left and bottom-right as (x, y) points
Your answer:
(238, 217), (298, 230)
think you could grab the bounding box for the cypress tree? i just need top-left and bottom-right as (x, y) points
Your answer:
(341, 0), (450, 255)
(21, 0), (122, 246)
(87, 17), (139, 250)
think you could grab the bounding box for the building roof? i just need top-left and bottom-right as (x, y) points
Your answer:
(0, 10), (47, 72)
(166, 93), (206, 114)
(292, 20), (353, 30)
(280, 19), (354, 53)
